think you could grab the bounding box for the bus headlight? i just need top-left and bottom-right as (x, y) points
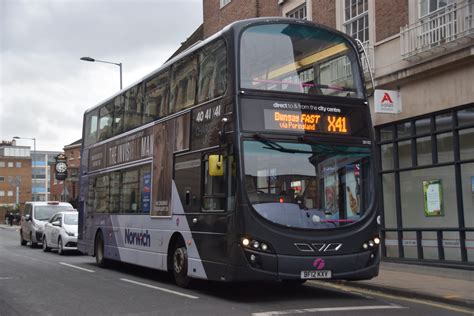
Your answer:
(241, 237), (273, 253)
(362, 236), (380, 250)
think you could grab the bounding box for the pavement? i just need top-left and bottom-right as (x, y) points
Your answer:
(339, 261), (474, 309)
(1, 223), (472, 308)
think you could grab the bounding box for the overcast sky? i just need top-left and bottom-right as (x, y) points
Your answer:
(0, 0), (203, 152)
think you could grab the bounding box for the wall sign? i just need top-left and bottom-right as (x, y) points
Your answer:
(423, 179), (443, 217)
(374, 89), (402, 114)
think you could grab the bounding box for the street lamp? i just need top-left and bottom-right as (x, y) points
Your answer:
(13, 136), (36, 202)
(80, 56), (123, 90)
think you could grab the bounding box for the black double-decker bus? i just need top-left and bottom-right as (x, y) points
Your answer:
(78, 18), (381, 287)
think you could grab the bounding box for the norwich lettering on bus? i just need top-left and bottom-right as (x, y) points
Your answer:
(124, 229), (151, 247)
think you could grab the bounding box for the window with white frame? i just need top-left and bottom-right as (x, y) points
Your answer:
(220, 0), (231, 8)
(0, 162), (5, 167)
(286, 3), (307, 20)
(344, 0), (369, 43)
(0, 191), (4, 197)
(7, 191), (13, 196)
(7, 162), (13, 168)
(419, 0), (455, 18)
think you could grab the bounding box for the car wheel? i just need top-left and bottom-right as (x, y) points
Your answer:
(20, 230), (27, 246)
(172, 241), (190, 288)
(95, 231), (110, 268)
(58, 237), (64, 255)
(42, 236), (51, 252)
(29, 232), (38, 248)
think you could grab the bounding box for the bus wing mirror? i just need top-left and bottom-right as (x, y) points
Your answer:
(208, 155), (224, 177)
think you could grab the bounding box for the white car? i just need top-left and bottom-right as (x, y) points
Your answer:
(20, 201), (74, 248)
(42, 211), (79, 255)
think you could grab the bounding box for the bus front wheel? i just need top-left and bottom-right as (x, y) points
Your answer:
(95, 231), (109, 268)
(172, 242), (190, 288)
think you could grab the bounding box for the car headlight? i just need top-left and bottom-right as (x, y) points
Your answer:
(66, 231), (76, 237)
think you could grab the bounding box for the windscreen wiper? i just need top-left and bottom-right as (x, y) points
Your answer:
(253, 134), (312, 154)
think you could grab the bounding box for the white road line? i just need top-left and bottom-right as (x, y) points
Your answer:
(0, 277), (13, 280)
(59, 262), (95, 273)
(120, 278), (199, 300)
(252, 305), (406, 316)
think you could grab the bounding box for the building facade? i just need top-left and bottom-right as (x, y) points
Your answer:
(50, 139), (81, 207)
(31, 150), (61, 202)
(200, 0), (474, 267)
(0, 141), (33, 220)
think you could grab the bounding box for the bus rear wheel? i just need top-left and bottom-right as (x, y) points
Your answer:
(172, 243), (190, 288)
(95, 231), (110, 268)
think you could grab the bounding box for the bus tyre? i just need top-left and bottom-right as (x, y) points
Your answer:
(42, 236), (51, 252)
(95, 231), (109, 268)
(173, 243), (190, 288)
(20, 230), (27, 246)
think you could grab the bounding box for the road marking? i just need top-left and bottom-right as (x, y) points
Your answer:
(252, 305), (405, 315)
(0, 277), (13, 280)
(308, 281), (474, 315)
(120, 278), (199, 299)
(59, 262), (95, 273)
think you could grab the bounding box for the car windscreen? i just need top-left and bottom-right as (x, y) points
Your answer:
(63, 213), (78, 225)
(34, 206), (73, 221)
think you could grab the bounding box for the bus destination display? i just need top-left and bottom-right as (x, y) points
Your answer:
(264, 109), (348, 134)
(241, 99), (370, 138)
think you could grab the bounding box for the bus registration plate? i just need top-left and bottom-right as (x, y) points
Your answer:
(300, 270), (332, 279)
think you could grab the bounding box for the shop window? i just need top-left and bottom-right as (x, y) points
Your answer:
(398, 140), (412, 169)
(459, 128), (474, 160)
(382, 173), (397, 227)
(400, 167), (458, 229)
(381, 143), (394, 170)
(457, 107), (474, 126)
(397, 122), (411, 139)
(416, 136), (432, 166)
(379, 126), (394, 141)
(461, 163), (474, 229)
(415, 118), (432, 135)
(435, 112), (452, 130)
(436, 132), (453, 163)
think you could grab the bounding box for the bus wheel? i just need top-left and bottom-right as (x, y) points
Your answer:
(173, 242), (190, 288)
(95, 231), (109, 268)
(20, 230), (27, 246)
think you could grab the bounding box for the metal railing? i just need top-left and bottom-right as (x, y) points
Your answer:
(401, 1), (474, 60)
(381, 227), (473, 267)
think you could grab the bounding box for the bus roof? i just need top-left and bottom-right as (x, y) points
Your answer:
(83, 17), (359, 115)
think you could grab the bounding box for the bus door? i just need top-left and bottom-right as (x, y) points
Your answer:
(174, 152), (202, 213)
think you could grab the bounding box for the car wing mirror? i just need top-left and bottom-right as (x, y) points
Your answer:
(25, 214), (31, 221)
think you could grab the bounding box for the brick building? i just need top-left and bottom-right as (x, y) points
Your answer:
(0, 140), (32, 220)
(50, 139), (81, 208)
(194, 0), (474, 267)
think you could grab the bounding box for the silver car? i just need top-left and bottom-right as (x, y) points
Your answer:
(42, 211), (79, 255)
(20, 202), (74, 248)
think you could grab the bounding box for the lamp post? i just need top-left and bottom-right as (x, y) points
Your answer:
(80, 56), (123, 90)
(13, 136), (36, 202)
